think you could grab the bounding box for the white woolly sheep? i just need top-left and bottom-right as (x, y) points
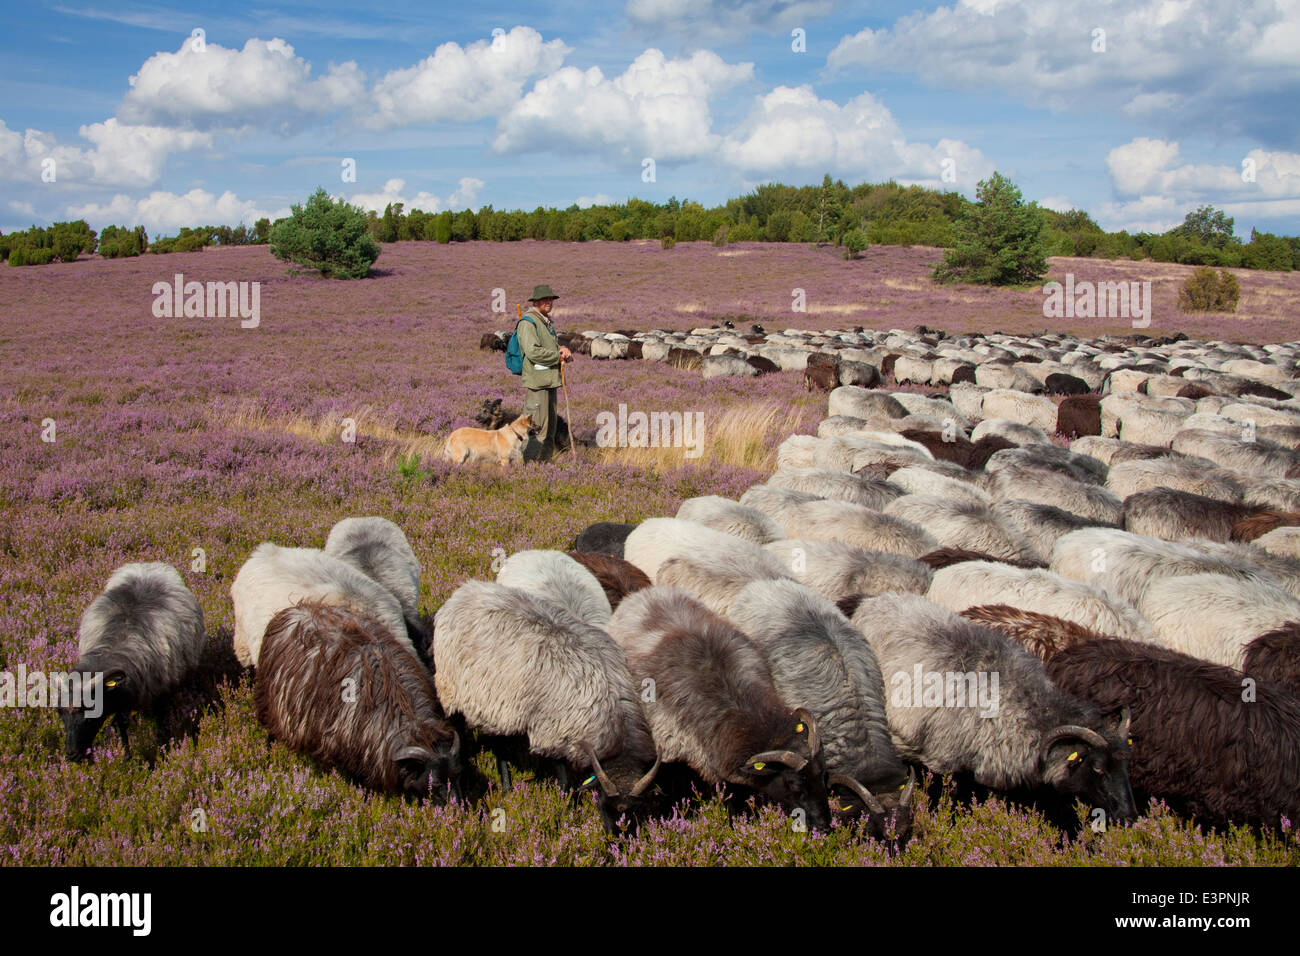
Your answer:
(1171, 429), (1299, 477)
(763, 538), (932, 603)
(231, 543), (411, 668)
(992, 499), (1112, 560)
(1256, 526), (1300, 560)
(1105, 457), (1244, 503)
(655, 544), (795, 617)
(927, 559), (1154, 643)
(1137, 573), (1300, 669)
(324, 515), (423, 638)
(777, 434), (821, 469)
(623, 516), (768, 581)
(969, 419), (1052, 447)
(985, 462), (1123, 525)
(1117, 405), (1191, 448)
(764, 467), (904, 510)
(886, 466), (992, 505)
(885, 494), (1040, 563)
(980, 389), (1059, 434)
(495, 549), (613, 629)
(675, 495), (784, 544)
(768, 498), (937, 558)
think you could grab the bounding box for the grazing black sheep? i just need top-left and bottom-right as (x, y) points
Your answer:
(566, 551), (652, 611)
(1045, 637), (1300, 832)
(571, 521), (638, 558)
(1243, 622), (1300, 698)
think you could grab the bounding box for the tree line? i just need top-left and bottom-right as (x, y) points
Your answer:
(3, 174), (1297, 272)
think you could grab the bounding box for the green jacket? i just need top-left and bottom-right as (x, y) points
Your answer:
(517, 307), (561, 390)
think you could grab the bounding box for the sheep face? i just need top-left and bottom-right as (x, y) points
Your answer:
(61, 668), (129, 762)
(580, 748), (662, 836)
(394, 738), (462, 803)
(1040, 711), (1135, 825)
(737, 711), (831, 832)
(828, 769), (916, 846)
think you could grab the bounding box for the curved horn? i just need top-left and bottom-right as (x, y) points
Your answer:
(581, 741), (620, 797)
(1042, 724), (1109, 758)
(794, 707), (820, 758)
(448, 729), (461, 761)
(1115, 706), (1132, 740)
(827, 773), (886, 815)
(745, 750), (809, 772)
(629, 756), (662, 797)
(899, 766), (917, 809)
(393, 745), (433, 763)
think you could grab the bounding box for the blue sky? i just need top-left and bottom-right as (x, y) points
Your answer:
(2, 0), (1297, 238)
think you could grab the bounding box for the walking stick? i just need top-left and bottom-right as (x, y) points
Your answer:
(560, 356), (574, 456)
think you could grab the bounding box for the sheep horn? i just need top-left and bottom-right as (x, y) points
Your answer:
(448, 729), (461, 761)
(581, 741), (620, 797)
(393, 745), (433, 764)
(1116, 706), (1132, 740)
(900, 766), (917, 809)
(794, 707), (820, 758)
(745, 750), (809, 772)
(629, 756), (662, 797)
(1042, 724), (1109, 758)
(827, 773), (887, 814)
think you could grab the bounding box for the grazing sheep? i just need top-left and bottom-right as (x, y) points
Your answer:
(885, 495), (1040, 563)
(918, 547), (1047, 570)
(1255, 526), (1300, 559)
(1044, 372), (1090, 395)
(623, 517), (768, 581)
(898, 430), (1015, 470)
(891, 393), (970, 431)
(970, 419), (1052, 447)
(975, 363), (1042, 393)
(1116, 405), (1190, 448)
(766, 498), (938, 558)
(1138, 573), (1300, 668)
(1243, 623), (1300, 698)
(1121, 487), (1257, 542)
(887, 466), (991, 505)
(1056, 396), (1102, 439)
(777, 434), (822, 469)
(1105, 457), (1243, 503)
(814, 433), (932, 473)
(495, 549), (613, 629)
(656, 547), (795, 617)
(434, 580), (661, 832)
(764, 538), (932, 602)
(1172, 428), (1299, 477)
(981, 389), (1059, 434)
(804, 363), (840, 392)
(565, 552), (651, 612)
(985, 463), (1123, 526)
(959, 604), (1110, 661)
(1231, 472), (1300, 512)
(764, 467), (904, 510)
(985, 444), (1108, 484)
(571, 521), (638, 558)
(991, 499), (1110, 559)
(850, 592), (1135, 825)
(61, 563), (204, 761)
(231, 543), (411, 668)
(828, 387), (908, 422)
(817, 415), (871, 438)
(609, 587), (831, 829)
(927, 560), (1153, 643)
(324, 516), (425, 645)
(1050, 527), (1286, 609)
(1231, 510), (1300, 542)
(1045, 638), (1300, 831)
(729, 580), (915, 840)
(255, 601), (462, 800)
(1183, 539), (1300, 600)
(949, 382), (991, 421)
(676, 495), (785, 544)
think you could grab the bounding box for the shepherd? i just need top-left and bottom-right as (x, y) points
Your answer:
(516, 284), (572, 462)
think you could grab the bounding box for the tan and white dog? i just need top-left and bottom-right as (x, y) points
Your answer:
(442, 414), (535, 470)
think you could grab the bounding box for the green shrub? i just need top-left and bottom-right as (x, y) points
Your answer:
(1178, 266), (1241, 313)
(53, 234), (82, 262)
(22, 246), (55, 265)
(842, 229), (867, 260)
(660, 236), (676, 249)
(269, 188), (381, 279)
(7, 246), (23, 266)
(932, 172), (1048, 285)
(712, 224), (729, 246)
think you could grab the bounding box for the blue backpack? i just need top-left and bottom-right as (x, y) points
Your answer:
(504, 313), (536, 375)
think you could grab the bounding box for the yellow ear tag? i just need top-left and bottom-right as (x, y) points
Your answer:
(1127, 738), (1133, 746)
(582, 775), (596, 787)
(1067, 751), (1079, 762)
(795, 723), (804, 733)
(105, 679), (118, 689)
(752, 761), (766, 771)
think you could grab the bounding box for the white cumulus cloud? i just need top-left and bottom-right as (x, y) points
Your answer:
(67, 188), (288, 233)
(0, 117), (210, 187)
(347, 176), (485, 214)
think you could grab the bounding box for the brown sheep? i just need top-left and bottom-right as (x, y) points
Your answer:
(1056, 395), (1102, 438)
(1231, 510), (1300, 542)
(566, 551), (653, 611)
(803, 362), (840, 392)
(1243, 623), (1300, 698)
(959, 604), (1111, 661)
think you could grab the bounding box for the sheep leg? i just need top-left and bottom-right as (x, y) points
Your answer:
(553, 759), (571, 791)
(497, 756), (513, 791)
(151, 693), (174, 749)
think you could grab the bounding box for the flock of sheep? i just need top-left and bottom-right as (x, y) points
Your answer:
(62, 324), (1300, 846)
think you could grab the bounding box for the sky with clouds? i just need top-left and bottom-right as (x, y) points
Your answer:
(2, 0), (1297, 238)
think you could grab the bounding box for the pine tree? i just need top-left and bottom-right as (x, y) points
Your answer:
(932, 172), (1047, 285)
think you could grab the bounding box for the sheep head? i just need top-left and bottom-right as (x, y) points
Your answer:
(1040, 709), (1135, 825)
